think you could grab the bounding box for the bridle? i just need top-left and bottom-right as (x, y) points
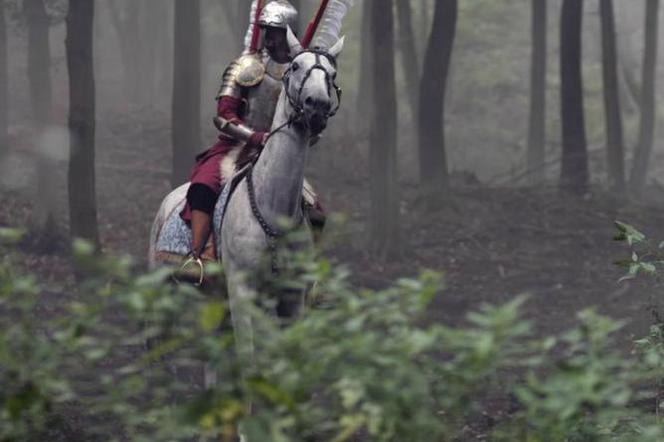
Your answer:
(247, 49), (341, 274)
(282, 49), (342, 128)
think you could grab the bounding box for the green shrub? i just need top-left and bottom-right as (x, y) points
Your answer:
(1, 225), (663, 441)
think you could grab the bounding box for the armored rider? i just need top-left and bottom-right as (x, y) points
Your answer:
(180, 0), (322, 262)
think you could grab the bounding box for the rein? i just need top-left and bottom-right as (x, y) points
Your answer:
(245, 50), (338, 274)
(246, 165), (303, 274)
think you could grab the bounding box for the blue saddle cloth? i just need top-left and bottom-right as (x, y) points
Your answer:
(155, 165), (248, 258)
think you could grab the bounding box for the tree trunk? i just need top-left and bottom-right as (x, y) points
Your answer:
(369, 0), (400, 260)
(417, 0), (432, 48)
(155, 2), (174, 109)
(354, 0), (373, 136)
(599, 0), (625, 192)
(395, 0), (420, 118)
(527, 0), (547, 184)
(559, 0), (588, 194)
(137, 0), (161, 107)
(234, 0), (248, 50)
(629, 0), (660, 191)
(418, 0), (457, 190)
(67, 0), (99, 246)
(108, 0), (140, 107)
(0, 0), (7, 159)
(26, 0), (58, 232)
(66, 0), (99, 246)
(171, 0), (201, 187)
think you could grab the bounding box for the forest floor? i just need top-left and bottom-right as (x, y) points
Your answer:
(1, 112), (664, 439)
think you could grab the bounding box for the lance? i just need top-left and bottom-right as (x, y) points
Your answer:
(302, 0), (330, 49)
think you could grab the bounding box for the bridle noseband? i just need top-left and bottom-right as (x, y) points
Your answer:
(283, 49), (342, 124)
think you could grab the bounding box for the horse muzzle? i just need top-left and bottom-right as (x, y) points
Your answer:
(304, 97), (331, 135)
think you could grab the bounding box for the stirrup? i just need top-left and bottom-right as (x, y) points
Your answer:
(175, 254), (205, 287)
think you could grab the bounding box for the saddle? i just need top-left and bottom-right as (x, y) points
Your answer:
(153, 157), (324, 285)
(153, 162), (251, 285)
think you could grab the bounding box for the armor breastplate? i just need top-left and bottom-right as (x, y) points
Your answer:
(243, 56), (288, 133)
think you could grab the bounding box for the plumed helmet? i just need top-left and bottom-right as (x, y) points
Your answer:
(259, 0), (298, 30)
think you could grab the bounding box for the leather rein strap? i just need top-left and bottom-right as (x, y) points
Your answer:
(245, 50), (338, 274)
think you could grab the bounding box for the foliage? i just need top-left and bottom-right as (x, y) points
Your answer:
(0, 231), (76, 441)
(1, 226), (664, 440)
(505, 310), (663, 442)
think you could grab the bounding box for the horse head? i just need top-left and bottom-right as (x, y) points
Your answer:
(284, 26), (345, 136)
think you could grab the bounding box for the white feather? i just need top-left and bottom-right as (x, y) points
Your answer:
(242, 0), (260, 54)
(311, 0), (354, 50)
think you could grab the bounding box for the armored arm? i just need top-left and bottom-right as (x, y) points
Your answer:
(214, 115), (265, 147)
(215, 54), (266, 146)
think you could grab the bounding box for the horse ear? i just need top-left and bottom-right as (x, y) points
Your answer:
(287, 25), (304, 56)
(328, 35), (345, 59)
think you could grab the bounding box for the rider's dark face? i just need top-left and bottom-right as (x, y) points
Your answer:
(264, 27), (290, 63)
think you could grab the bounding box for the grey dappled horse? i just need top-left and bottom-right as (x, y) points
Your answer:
(149, 28), (345, 365)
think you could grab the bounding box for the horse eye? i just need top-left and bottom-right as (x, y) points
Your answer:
(292, 62), (299, 72)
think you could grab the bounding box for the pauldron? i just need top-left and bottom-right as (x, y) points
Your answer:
(217, 54), (266, 99)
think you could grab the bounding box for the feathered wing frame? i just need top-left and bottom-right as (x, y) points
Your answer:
(243, 0), (265, 54)
(304, 0), (354, 50)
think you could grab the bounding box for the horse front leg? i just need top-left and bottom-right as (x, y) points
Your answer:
(224, 259), (258, 371)
(275, 285), (305, 323)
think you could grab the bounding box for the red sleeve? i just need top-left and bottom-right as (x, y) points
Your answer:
(217, 96), (244, 125)
(217, 95), (267, 149)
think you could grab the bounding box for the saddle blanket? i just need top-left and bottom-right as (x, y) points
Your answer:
(154, 166), (318, 261)
(155, 171), (237, 259)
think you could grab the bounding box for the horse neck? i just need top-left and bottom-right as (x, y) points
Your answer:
(251, 89), (309, 224)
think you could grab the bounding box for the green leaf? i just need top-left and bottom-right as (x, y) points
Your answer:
(0, 227), (25, 244)
(247, 377), (296, 410)
(199, 301), (226, 332)
(614, 221), (646, 245)
(72, 238), (95, 258)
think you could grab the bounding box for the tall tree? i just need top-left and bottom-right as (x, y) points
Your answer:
(226, 0), (246, 51)
(395, 0), (420, 118)
(559, 0), (588, 194)
(137, 0), (162, 107)
(629, 0), (660, 191)
(0, 0), (7, 159)
(417, 0), (432, 48)
(418, 0), (457, 190)
(25, 0), (58, 233)
(600, 0), (626, 192)
(171, 0), (201, 187)
(67, 0), (99, 245)
(355, 0), (373, 135)
(369, 0), (400, 260)
(527, 0), (547, 184)
(108, 0), (140, 106)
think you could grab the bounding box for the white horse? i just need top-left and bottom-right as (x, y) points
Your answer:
(149, 29), (345, 364)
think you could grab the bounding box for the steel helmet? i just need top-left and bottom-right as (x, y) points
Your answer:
(258, 0), (298, 29)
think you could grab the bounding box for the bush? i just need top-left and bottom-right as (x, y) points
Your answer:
(0, 225), (663, 441)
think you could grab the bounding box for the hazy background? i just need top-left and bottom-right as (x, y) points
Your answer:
(5, 1), (663, 187)
(1, 0), (664, 339)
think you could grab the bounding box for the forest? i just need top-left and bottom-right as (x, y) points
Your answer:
(3, 0), (664, 440)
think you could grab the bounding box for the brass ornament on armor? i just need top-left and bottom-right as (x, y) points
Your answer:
(218, 54), (266, 98)
(236, 54), (266, 87)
